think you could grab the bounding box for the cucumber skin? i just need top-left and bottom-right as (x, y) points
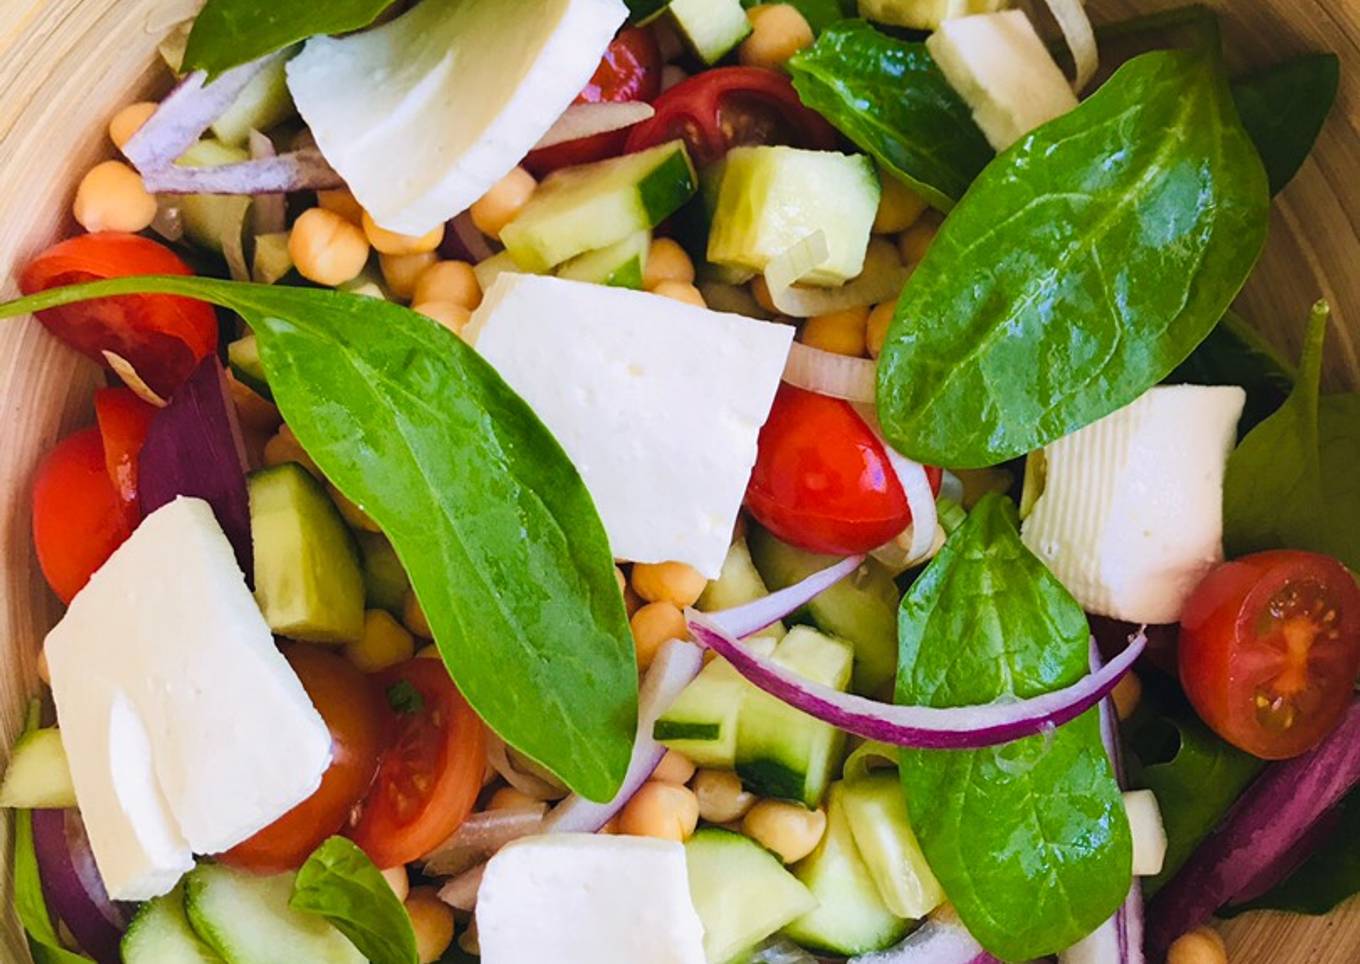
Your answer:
(637, 145), (700, 228)
(0, 729), (75, 809)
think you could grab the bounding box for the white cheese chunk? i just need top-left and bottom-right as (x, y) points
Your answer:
(45, 498), (332, 900)
(287, 0), (627, 235)
(1021, 385), (1246, 624)
(469, 274), (794, 578)
(477, 834), (706, 964)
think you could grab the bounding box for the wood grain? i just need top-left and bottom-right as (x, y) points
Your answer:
(0, 1), (1355, 961)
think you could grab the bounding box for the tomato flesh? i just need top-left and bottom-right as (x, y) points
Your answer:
(221, 646), (384, 873)
(93, 388), (158, 508)
(746, 385), (941, 555)
(1179, 550), (1360, 760)
(350, 658), (487, 869)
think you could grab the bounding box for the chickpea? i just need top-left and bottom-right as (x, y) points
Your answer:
(692, 768), (756, 824)
(630, 601), (687, 670)
(457, 920), (480, 956)
(73, 161), (157, 234)
(1166, 926), (1227, 964)
(289, 208), (370, 286)
(403, 591), (433, 638)
(405, 887), (456, 964)
(413, 301), (473, 336)
(345, 610), (416, 673)
(416, 643), (441, 660)
(380, 251), (438, 301)
(108, 101), (157, 150)
(413, 260), (482, 310)
(899, 213), (941, 265)
(801, 305), (869, 357)
(470, 167), (537, 238)
(598, 815), (621, 835)
(317, 188), (365, 226)
(263, 423), (322, 478)
(1113, 671), (1143, 722)
(651, 280), (706, 308)
(328, 483), (381, 533)
(614, 566), (628, 597)
(631, 561), (707, 608)
(363, 211), (444, 257)
(742, 800), (827, 864)
(618, 780), (700, 842)
(36, 647), (50, 686)
(643, 238), (696, 291)
(751, 275), (778, 314)
(381, 865), (410, 904)
(739, 4), (814, 71)
(866, 302), (894, 358)
(653, 750), (697, 786)
(487, 786), (543, 812)
(874, 174), (928, 235)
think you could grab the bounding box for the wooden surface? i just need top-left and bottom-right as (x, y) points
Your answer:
(0, 0), (1356, 961)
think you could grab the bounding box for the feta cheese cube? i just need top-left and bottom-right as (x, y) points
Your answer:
(469, 274), (794, 578)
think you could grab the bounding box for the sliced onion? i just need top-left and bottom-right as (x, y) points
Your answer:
(748, 937), (820, 963)
(32, 809), (127, 963)
(854, 405), (938, 566)
(101, 351), (167, 407)
(687, 614), (1146, 750)
(851, 905), (992, 963)
(1043, 0), (1099, 92)
(766, 234), (911, 318)
(439, 863), (485, 912)
(143, 148), (343, 195)
(221, 197), (252, 283)
(708, 555), (865, 639)
(534, 102), (656, 149)
(485, 735), (568, 802)
(423, 808), (546, 878)
(442, 210), (496, 264)
(149, 197), (185, 243)
(248, 130), (287, 236)
(783, 342), (877, 403)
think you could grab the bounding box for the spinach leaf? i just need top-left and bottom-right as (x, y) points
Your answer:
(1231, 53), (1340, 195)
(184, 0), (400, 77)
(1167, 310), (1295, 433)
(1224, 302), (1360, 570)
(895, 494), (1131, 960)
(741, 0), (858, 35)
(292, 837), (418, 964)
(787, 20), (992, 210)
(0, 278), (637, 803)
(876, 48), (1269, 469)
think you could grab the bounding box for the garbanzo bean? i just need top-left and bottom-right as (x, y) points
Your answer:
(742, 800), (827, 864)
(405, 887), (456, 964)
(618, 780), (700, 842)
(363, 211), (444, 256)
(470, 167), (536, 238)
(652, 280), (707, 308)
(643, 238), (696, 291)
(413, 260), (482, 310)
(263, 423), (322, 478)
(289, 208), (370, 286)
(631, 561), (707, 608)
(692, 769), (756, 824)
(487, 786), (543, 812)
(801, 306), (869, 357)
(899, 214), (941, 265)
(1113, 671), (1143, 722)
(345, 610), (416, 673)
(381, 865), (410, 903)
(866, 302), (894, 358)
(108, 101), (157, 150)
(629, 601), (687, 670)
(317, 188), (365, 225)
(403, 590), (433, 638)
(874, 174), (928, 234)
(73, 161), (157, 233)
(380, 251), (438, 301)
(652, 750), (697, 786)
(412, 301), (473, 336)
(1166, 926), (1227, 964)
(739, 4), (814, 71)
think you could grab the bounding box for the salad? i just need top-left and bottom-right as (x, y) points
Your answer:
(0, 0), (1356, 962)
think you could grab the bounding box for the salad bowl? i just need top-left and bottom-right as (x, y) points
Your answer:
(0, 0), (1357, 961)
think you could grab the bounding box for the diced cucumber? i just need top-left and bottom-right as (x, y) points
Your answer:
(747, 526), (901, 697)
(356, 531), (410, 614)
(0, 727), (75, 808)
(736, 626), (852, 806)
(252, 232), (294, 285)
(858, 0), (1011, 31)
(668, 0), (752, 65)
(472, 251), (524, 295)
(227, 335), (270, 400)
(248, 463), (365, 644)
(696, 539), (785, 641)
(654, 636), (777, 768)
(122, 884), (223, 963)
(686, 828), (817, 964)
(183, 863), (364, 964)
(707, 146), (880, 286)
(556, 230), (650, 289)
(177, 140), (253, 256)
(784, 782), (911, 955)
(502, 141), (697, 272)
(841, 773), (944, 919)
(210, 56), (296, 148)
(337, 261), (392, 300)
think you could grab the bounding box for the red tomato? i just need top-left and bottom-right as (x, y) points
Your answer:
(523, 27), (662, 176)
(92, 388), (158, 508)
(31, 427), (136, 603)
(221, 647), (384, 873)
(20, 233), (218, 398)
(350, 659), (487, 869)
(746, 385), (942, 555)
(1179, 550), (1360, 760)
(623, 66), (839, 167)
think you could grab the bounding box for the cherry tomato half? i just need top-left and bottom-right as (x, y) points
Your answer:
(623, 66), (839, 167)
(350, 658), (487, 868)
(221, 646), (384, 873)
(1179, 550), (1360, 760)
(523, 26), (662, 176)
(746, 385), (942, 555)
(32, 427), (137, 603)
(92, 387), (158, 509)
(20, 233), (218, 398)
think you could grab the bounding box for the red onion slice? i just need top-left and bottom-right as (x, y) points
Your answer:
(443, 211), (496, 264)
(709, 554), (865, 639)
(850, 906), (996, 963)
(533, 102), (656, 150)
(687, 614), (1146, 750)
(439, 863), (485, 913)
(143, 148), (343, 195)
(485, 735), (568, 801)
(423, 808), (546, 878)
(248, 130), (287, 236)
(782, 342), (877, 403)
(32, 809), (127, 964)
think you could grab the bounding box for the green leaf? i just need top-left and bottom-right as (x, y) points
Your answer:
(1231, 53), (1340, 195)
(291, 837), (418, 964)
(787, 20), (992, 211)
(184, 0), (400, 76)
(1167, 310), (1295, 433)
(876, 48), (1269, 468)
(0, 277), (637, 803)
(895, 494), (1131, 960)
(1224, 302), (1360, 571)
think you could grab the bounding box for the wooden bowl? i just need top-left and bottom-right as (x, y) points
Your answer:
(0, 0), (1355, 959)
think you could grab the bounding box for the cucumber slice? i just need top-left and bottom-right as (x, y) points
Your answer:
(696, 538), (785, 641)
(747, 526), (901, 697)
(248, 463), (366, 644)
(502, 140), (697, 272)
(210, 57), (296, 148)
(556, 230), (650, 289)
(252, 232), (294, 285)
(227, 335), (270, 400)
(707, 146), (880, 286)
(0, 727), (75, 809)
(177, 140), (253, 256)
(685, 828), (817, 964)
(183, 863), (364, 964)
(668, 0), (752, 65)
(472, 251), (524, 296)
(122, 884), (223, 963)
(841, 773), (945, 919)
(785, 782), (911, 956)
(653, 635), (777, 768)
(356, 531), (410, 614)
(736, 626), (852, 806)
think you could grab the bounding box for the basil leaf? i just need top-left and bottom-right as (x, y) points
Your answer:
(184, 0), (400, 77)
(1231, 53), (1340, 195)
(876, 48), (1269, 469)
(292, 837), (418, 964)
(895, 494), (1131, 960)
(787, 20), (992, 210)
(1224, 302), (1360, 571)
(0, 278), (637, 803)
(1167, 310), (1295, 434)
(741, 0), (858, 35)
